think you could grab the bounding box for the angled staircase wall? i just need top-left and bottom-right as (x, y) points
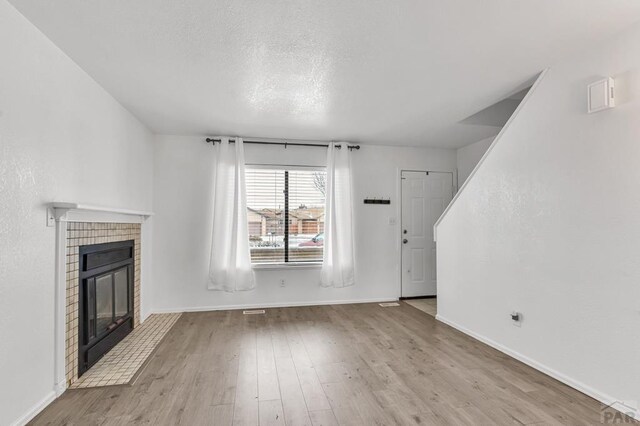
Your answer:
(435, 23), (640, 416)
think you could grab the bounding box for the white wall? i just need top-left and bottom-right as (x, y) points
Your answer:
(0, 1), (154, 424)
(151, 135), (456, 312)
(436, 23), (640, 415)
(456, 136), (494, 185)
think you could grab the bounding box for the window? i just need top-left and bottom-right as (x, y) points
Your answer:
(246, 166), (326, 264)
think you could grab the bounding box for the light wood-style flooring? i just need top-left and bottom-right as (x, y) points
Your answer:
(404, 298), (437, 317)
(31, 302), (626, 425)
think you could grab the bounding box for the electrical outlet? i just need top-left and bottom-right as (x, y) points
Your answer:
(511, 311), (522, 327)
(388, 217), (397, 226)
(280, 279), (285, 287)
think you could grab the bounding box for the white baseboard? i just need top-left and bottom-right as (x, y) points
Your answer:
(54, 380), (66, 397)
(10, 391), (57, 426)
(435, 314), (637, 420)
(152, 297), (398, 314)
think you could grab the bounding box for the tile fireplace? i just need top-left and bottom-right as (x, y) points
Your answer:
(49, 203), (152, 393)
(64, 222), (141, 385)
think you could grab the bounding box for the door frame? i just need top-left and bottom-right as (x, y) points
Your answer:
(397, 168), (457, 299)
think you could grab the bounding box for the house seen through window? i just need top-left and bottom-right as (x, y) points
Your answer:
(245, 167), (326, 264)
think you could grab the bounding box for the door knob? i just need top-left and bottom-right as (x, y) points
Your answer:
(403, 239), (408, 244)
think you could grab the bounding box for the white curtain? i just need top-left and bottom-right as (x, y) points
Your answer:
(208, 137), (255, 291)
(321, 142), (355, 287)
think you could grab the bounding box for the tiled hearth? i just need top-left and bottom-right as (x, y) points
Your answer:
(65, 222), (141, 386)
(70, 313), (181, 388)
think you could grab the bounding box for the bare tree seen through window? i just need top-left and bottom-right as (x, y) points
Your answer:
(313, 172), (326, 197)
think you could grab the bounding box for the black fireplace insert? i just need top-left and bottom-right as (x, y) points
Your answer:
(78, 240), (134, 376)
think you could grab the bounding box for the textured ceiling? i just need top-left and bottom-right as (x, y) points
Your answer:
(8, 0), (640, 147)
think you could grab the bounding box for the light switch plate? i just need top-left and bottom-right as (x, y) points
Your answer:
(46, 208), (56, 227)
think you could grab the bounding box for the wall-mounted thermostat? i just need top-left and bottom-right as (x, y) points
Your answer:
(587, 77), (615, 114)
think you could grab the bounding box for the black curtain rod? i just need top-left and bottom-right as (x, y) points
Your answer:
(205, 138), (360, 150)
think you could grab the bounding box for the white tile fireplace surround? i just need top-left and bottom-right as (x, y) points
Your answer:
(65, 222), (140, 385)
(49, 203), (153, 394)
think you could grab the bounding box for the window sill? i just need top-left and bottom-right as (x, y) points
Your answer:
(252, 262), (322, 270)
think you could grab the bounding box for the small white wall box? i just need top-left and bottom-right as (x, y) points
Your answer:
(587, 77), (615, 113)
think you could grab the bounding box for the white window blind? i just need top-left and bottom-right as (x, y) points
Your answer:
(246, 167), (326, 264)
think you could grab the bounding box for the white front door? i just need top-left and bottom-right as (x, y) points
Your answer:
(401, 171), (453, 297)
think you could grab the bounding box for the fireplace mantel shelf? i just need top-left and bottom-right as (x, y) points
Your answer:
(48, 202), (154, 225)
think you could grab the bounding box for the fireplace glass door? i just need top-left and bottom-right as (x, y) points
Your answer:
(86, 266), (131, 340)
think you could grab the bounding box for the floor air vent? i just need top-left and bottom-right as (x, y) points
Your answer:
(243, 309), (266, 315)
(379, 302), (400, 307)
